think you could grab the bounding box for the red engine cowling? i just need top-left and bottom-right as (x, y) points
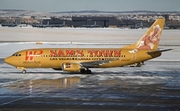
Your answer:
(62, 63), (81, 72)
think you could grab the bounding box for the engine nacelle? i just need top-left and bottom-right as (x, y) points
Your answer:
(62, 63), (81, 72)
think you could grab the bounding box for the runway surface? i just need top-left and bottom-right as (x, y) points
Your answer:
(0, 60), (180, 111)
(0, 28), (180, 111)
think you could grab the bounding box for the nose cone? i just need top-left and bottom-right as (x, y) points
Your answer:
(4, 57), (13, 65)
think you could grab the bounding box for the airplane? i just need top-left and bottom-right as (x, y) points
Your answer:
(4, 18), (171, 74)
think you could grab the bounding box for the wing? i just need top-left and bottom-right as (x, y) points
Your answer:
(80, 58), (119, 68)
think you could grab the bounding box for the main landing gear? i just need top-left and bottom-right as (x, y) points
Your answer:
(80, 68), (92, 74)
(129, 62), (145, 67)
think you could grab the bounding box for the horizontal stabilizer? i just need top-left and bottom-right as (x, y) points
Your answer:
(158, 49), (173, 52)
(147, 49), (172, 55)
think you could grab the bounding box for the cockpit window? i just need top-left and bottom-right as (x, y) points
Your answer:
(12, 53), (21, 56)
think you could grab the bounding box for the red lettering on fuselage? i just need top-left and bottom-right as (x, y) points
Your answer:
(50, 49), (83, 57)
(50, 50), (57, 56)
(66, 50), (75, 56)
(57, 50), (65, 57)
(76, 50), (84, 57)
(114, 50), (121, 57)
(104, 50), (113, 57)
(25, 50), (43, 61)
(88, 50), (93, 57)
(87, 50), (121, 57)
(50, 50), (65, 57)
(49, 49), (121, 57)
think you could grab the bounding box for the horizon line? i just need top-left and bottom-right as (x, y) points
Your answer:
(1, 9), (180, 13)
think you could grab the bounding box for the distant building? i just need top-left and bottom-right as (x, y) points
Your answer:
(72, 17), (120, 28)
(42, 17), (72, 27)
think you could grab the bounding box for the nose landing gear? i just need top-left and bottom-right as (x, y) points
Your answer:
(17, 67), (27, 74)
(22, 70), (26, 74)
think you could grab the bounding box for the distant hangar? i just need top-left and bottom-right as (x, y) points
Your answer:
(41, 16), (120, 28)
(72, 17), (119, 28)
(41, 16), (149, 28)
(1, 16), (149, 28)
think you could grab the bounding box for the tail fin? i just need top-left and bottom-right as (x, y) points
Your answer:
(123, 18), (165, 50)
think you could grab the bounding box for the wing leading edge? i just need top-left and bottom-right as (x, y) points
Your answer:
(80, 58), (119, 68)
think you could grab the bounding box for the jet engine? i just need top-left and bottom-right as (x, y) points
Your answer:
(62, 63), (81, 72)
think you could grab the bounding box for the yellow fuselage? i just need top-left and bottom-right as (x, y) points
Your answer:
(5, 48), (161, 69)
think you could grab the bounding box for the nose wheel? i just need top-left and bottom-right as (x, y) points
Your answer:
(22, 70), (26, 74)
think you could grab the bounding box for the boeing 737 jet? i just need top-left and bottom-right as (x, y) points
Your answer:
(4, 18), (171, 74)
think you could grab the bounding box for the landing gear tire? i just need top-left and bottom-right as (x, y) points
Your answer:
(22, 70), (26, 74)
(80, 69), (92, 74)
(80, 69), (86, 74)
(136, 62), (142, 67)
(87, 70), (92, 74)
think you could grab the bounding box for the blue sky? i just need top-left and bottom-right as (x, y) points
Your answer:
(0, 0), (180, 12)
